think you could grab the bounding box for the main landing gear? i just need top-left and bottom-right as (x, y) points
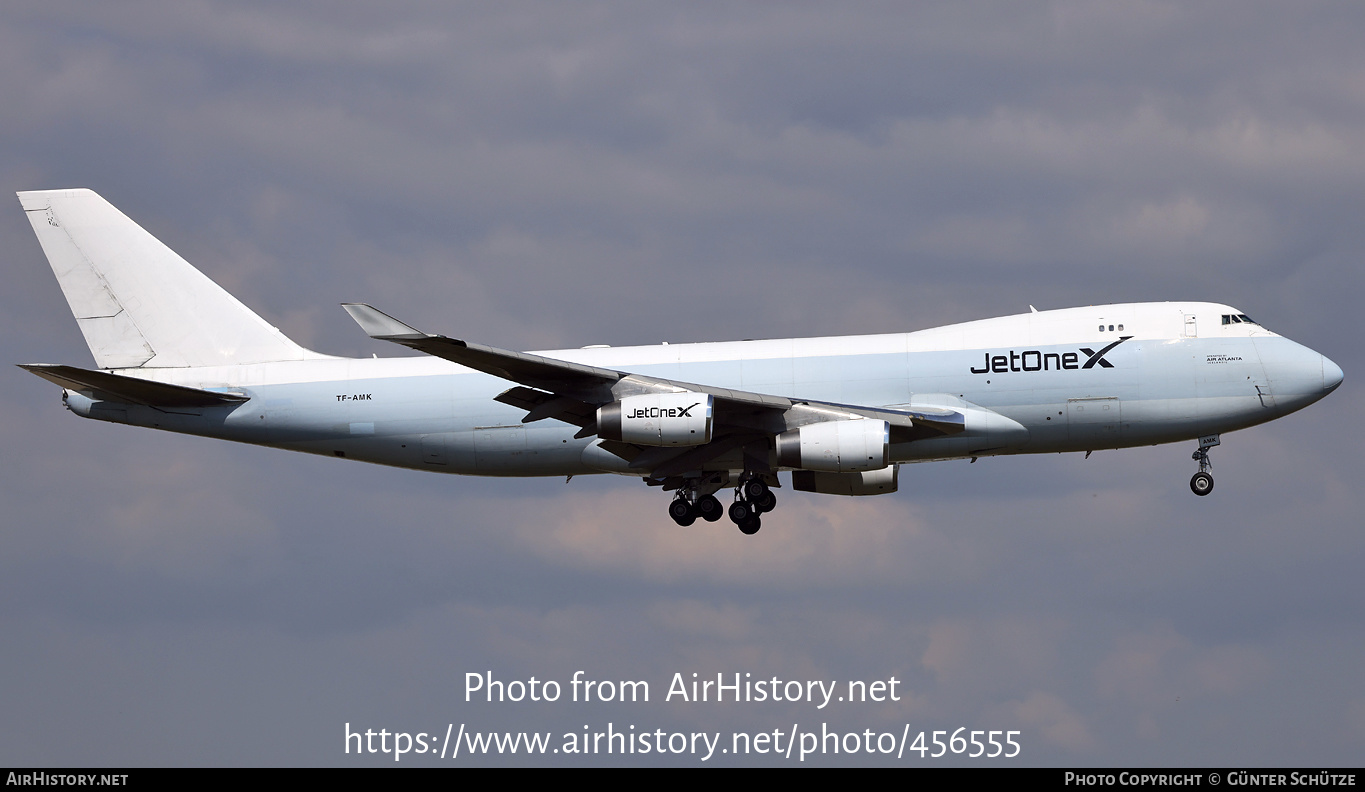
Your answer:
(729, 476), (777, 535)
(1189, 434), (1219, 496)
(660, 472), (779, 533)
(668, 490), (724, 527)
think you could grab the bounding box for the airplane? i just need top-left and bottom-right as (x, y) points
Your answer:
(18, 189), (1344, 534)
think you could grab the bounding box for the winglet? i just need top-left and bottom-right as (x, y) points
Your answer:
(341, 303), (427, 340)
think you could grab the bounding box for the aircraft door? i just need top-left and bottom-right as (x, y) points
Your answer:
(420, 434), (447, 465)
(1067, 397), (1122, 446)
(475, 425), (528, 472)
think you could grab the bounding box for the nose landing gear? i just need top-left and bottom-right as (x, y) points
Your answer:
(1189, 434), (1218, 496)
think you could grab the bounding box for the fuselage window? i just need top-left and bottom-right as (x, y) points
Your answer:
(1117, 324), (1124, 331)
(1108, 325), (1114, 331)
(1098, 325), (1104, 331)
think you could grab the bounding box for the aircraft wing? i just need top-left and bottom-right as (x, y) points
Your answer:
(342, 304), (965, 472)
(341, 303), (625, 397)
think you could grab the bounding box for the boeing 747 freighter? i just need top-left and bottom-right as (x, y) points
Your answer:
(18, 190), (1343, 534)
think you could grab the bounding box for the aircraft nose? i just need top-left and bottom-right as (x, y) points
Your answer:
(1323, 354), (1344, 394)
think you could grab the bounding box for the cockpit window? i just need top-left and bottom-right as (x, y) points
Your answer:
(1223, 314), (1260, 326)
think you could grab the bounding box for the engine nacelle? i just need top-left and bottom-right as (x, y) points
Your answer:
(598, 392), (713, 447)
(775, 419), (889, 472)
(792, 465), (899, 496)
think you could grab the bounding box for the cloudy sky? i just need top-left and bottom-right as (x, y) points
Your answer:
(2, 1), (1361, 766)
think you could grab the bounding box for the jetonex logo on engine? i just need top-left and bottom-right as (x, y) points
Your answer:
(627, 402), (701, 420)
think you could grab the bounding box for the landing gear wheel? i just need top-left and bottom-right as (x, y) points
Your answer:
(729, 500), (754, 525)
(1190, 436), (1217, 496)
(696, 494), (723, 522)
(738, 515), (761, 535)
(669, 498), (697, 526)
(742, 478), (769, 501)
(754, 491), (777, 514)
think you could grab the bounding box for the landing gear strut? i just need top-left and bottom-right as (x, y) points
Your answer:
(1189, 434), (1218, 496)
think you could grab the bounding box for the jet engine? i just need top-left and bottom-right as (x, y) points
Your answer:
(597, 392), (714, 447)
(775, 418), (889, 472)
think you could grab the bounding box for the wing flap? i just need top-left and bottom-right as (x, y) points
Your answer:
(493, 386), (596, 427)
(642, 433), (760, 477)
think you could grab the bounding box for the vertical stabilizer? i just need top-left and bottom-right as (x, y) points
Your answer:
(18, 189), (327, 368)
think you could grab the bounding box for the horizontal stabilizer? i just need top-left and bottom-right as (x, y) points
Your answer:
(18, 364), (249, 408)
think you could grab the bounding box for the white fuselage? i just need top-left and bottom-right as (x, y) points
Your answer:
(62, 301), (1341, 477)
